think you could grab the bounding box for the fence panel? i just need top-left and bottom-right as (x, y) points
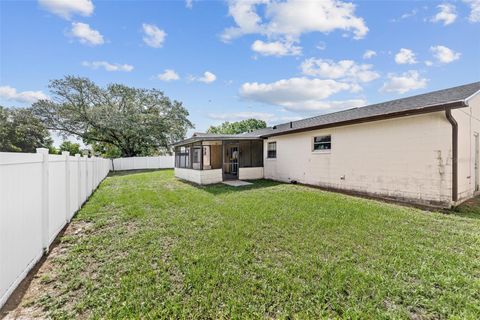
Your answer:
(48, 155), (67, 246)
(0, 153), (44, 310)
(0, 150), (111, 308)
(112, 156), (174, 171)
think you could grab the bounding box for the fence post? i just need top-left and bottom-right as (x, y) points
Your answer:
(75, 154), (81, 209)
(62, 151), (71, 222)
(36, 148), (50, 252)
(84, 155), (89, 198)
(94, 156), (98, 187)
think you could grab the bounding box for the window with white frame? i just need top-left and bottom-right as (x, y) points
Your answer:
(313, 135), (331, 151)
(267, 142), (277, 158)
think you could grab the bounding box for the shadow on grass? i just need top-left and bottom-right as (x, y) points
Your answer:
(182, 179), (283, 196)
(108, 168), (172, 177)
(451, 196), (480, 220)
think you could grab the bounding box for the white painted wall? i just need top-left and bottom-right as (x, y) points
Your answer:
(0, 150), (111, 308)
(174, 168), (222, 184)
(112, 156), (174, 171)
(455, 92), (480, 203)
(264, 112), (454, 207)
(239, 167), (264, 180)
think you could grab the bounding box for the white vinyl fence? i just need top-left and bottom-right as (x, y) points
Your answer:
(112, 156), (174, 171)
(0, 149), (111, 308)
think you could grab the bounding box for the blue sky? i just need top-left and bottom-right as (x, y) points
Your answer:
(1, 0), (479, 143)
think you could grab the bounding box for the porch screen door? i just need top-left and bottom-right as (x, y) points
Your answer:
(223, 143), (239, 180)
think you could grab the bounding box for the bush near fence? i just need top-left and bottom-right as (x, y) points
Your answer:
(0, 149), (111, 308)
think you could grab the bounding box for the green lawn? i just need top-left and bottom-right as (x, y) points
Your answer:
(22, 170), (480, 318)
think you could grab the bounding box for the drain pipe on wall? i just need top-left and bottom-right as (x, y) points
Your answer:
(445, 109), (458, 202)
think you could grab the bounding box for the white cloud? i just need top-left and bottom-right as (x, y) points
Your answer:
(300, 58), (380, 83)
(208, 111), (276, 122)
(142, 23), (166, 48)
(431, 3), (457, 25)
(363, 50), (376, 59)
(381, 70), (428, 94)
(316, 41), (327, 50)
(394, 48), (417, 64)
(207, 111), (303, 124)
(463, 0), (480, 22)
(221, 0), (368, 42)
(425, 60), (433, 66)
(221, 0), (267, 42)
(430, 45), (461, 63)
(189, 71), (217, 83)
(400, 9), (418, 20)
(186, 0), (193, 9)
(284, 99), (366, 112)
(197, 71), (216, 83)
(251, 39), (301, 56)
(82, 61), (134, 72)
(391, 9), (418, 22)
(38, 0), (93, 19)
(0, 85), (49, 104)
(157, 69), (180, 81)
(70, 22), (104, 46)
(239, 77), (364, 111)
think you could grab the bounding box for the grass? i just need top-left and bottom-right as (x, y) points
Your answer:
(22, 170), (480, 319)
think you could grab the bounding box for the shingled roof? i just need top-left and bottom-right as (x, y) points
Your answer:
(173, 82), (480, 146)
(259, 81), (479, 137)
(172, 132), (264, 146)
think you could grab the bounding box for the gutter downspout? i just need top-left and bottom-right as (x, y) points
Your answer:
(445, 109), (458, 202)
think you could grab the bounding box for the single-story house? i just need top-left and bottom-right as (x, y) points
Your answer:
(173, 82), (480, 208)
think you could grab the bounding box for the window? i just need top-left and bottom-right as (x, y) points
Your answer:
(251, 140), (264, 167)
(175, 146), (190, 168)
(313, 135), (331, 151)
(239, 140), (263, 167)
(267, 142), (277, 159)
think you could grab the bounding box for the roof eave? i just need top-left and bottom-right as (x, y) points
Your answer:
(261, 101), (467, 138)
(171, 135), (263, 147)
(465, 89), (480, 103)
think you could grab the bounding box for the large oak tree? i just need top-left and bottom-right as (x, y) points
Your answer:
(32, 76), (193, 157)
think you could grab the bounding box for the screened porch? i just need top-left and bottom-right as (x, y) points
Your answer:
(174, 139), (264, 184)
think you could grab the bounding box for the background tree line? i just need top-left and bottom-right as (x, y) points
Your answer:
(1, 76), (268, 157)
(206, 118), (266, 135)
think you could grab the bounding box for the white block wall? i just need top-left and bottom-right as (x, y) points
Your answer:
(0, 150), (111, 308)
(174, 168), (222, 185)
(455, 92), (480, 203)
(239, 167), (264, 180)
(113, 156), (174, 171)
(264, 112), (454, 207)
